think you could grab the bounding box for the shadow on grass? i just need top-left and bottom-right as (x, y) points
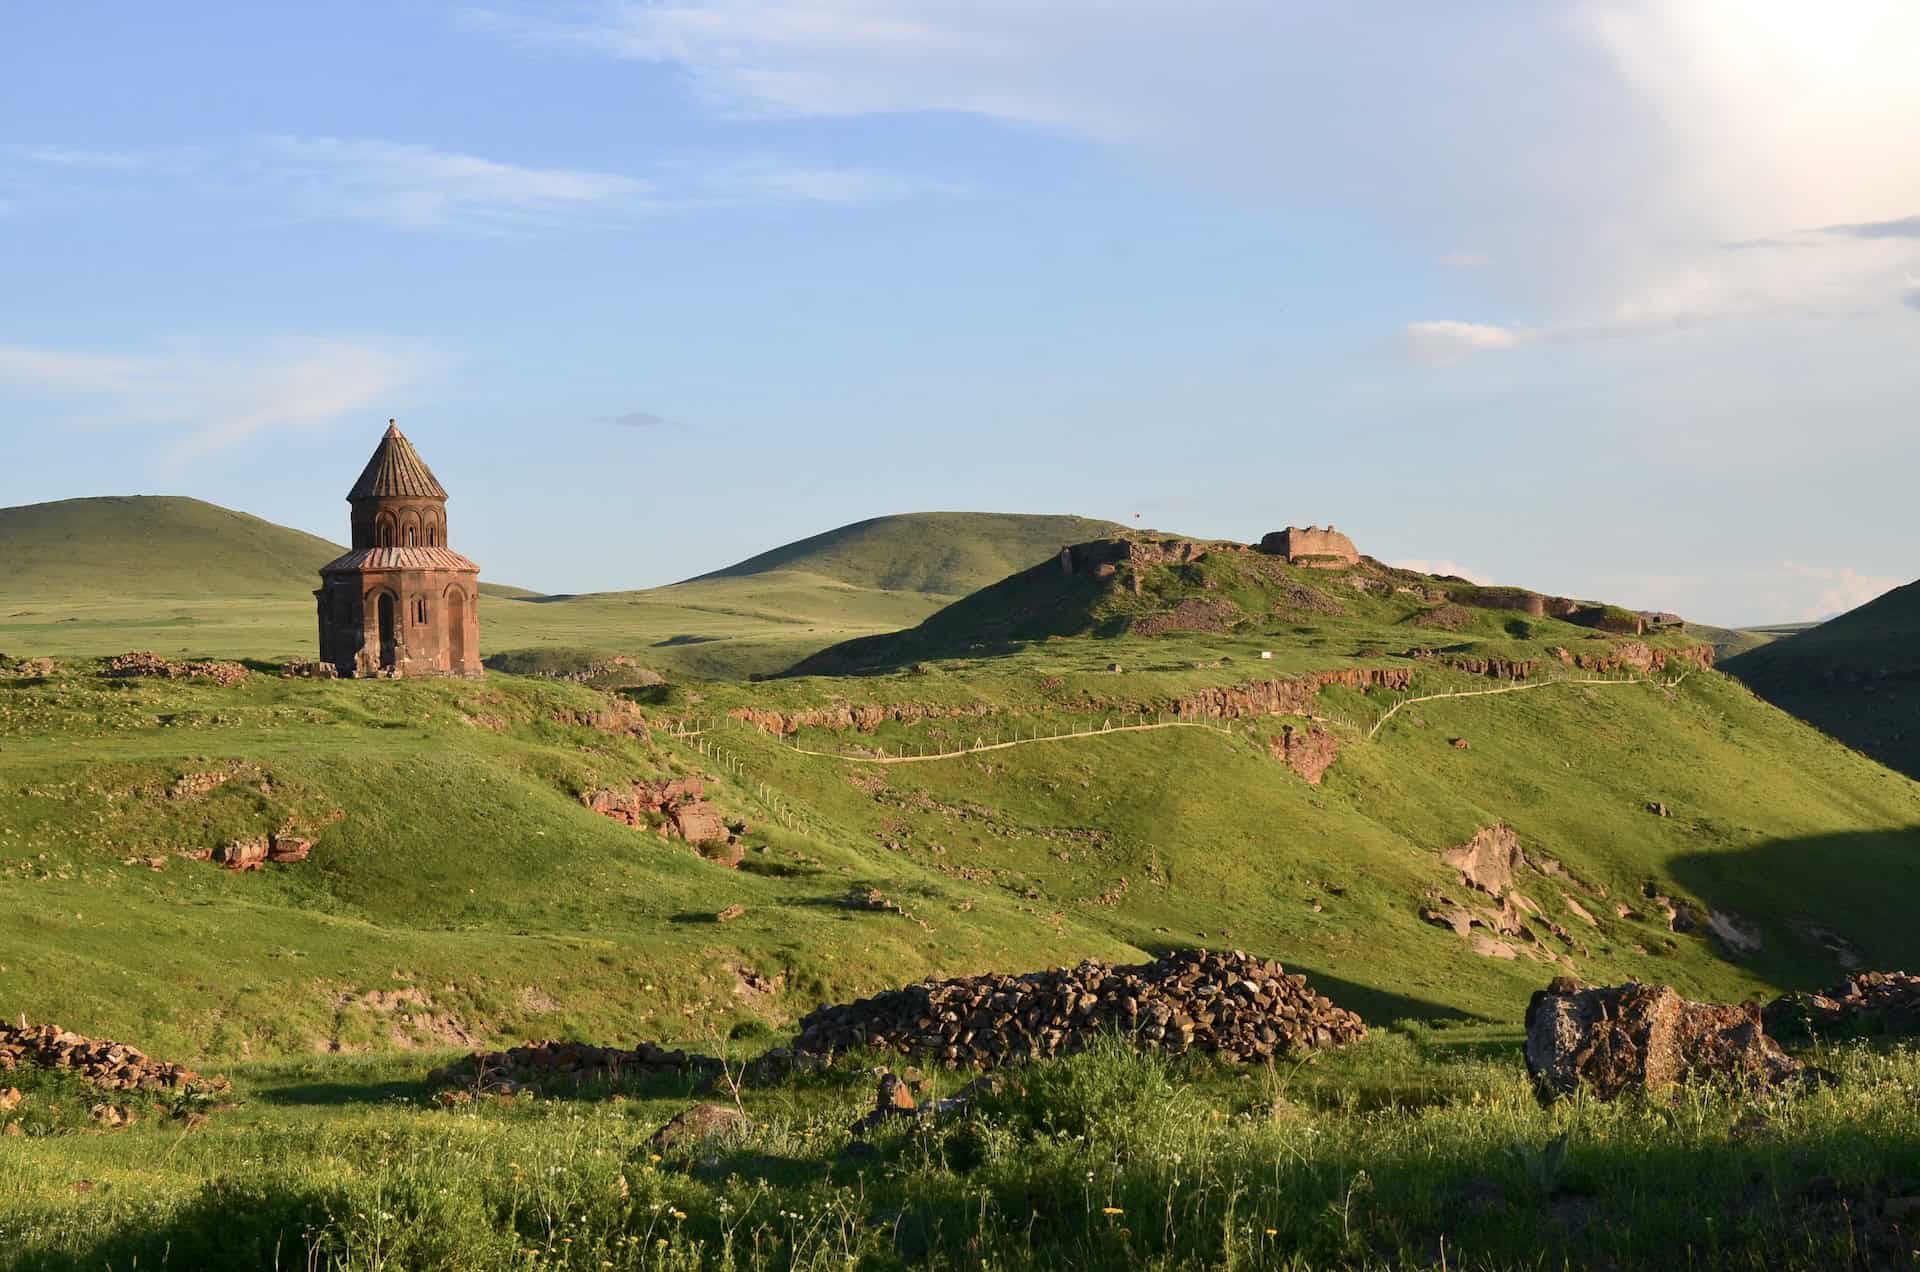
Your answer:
(253, 1076), (430, 1108)
(1668, 825), (1920, 985)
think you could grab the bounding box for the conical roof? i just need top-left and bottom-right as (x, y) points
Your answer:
(347, 422), (449, 501)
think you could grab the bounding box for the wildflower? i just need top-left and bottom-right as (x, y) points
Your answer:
(670, 1208), (688, 1221)
(1103, 1207), (1125, 1216)
(1266, 1228), (1279, 1237)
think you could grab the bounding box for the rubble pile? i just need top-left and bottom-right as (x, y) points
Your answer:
(793, 948), (1367, 1069)
(0, 1021), (230, 1094)
(1765, 971), (1920, 1038)
(426, 1039), (722, 1096)
(103, 651), (249, 687)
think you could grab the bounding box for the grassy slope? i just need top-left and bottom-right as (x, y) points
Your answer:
(1726, 578), (1920, 779)
(8, 544), (1920, 1267)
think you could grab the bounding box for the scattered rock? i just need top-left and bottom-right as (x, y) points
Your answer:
(1450, 737), (1470, 750)
(795, 948), (1365, 1070)
(102, 651), (248, 687)
(0, 1088), (19, 1112)
(1706, 909), (1763, 957)
(281, 659), (340, 679)
(650, 1103), (749, 1151)
(1524, 978), (1813, 1100)
(716, 904), (747, 923)
(1647, 802), (1670, 818)
(1765, 971), (1920, 1039)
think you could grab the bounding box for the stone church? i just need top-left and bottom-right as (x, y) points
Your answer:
(315, 422), (483, 678)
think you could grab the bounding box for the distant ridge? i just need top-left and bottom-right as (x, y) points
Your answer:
(1727, 576), (1920, 778)
(687, 512), (1123, 596)
(0, 496), (533, 599)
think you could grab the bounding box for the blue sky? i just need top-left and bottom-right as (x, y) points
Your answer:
(4, 2), (1917, 623)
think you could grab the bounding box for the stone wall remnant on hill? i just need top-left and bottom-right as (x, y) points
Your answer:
(1258, 526), (1360, 567)
(729, 666), (1412, 737)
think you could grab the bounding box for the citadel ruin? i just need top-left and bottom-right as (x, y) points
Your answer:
(314, 422), (484, 679)
(1259, 526), (1360, 566)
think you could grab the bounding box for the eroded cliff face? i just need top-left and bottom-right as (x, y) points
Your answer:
(727, 666), (1415, 737)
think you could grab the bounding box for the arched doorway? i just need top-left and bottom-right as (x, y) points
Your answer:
(377, 593), (398, 670)
(447, 589), (467, 669)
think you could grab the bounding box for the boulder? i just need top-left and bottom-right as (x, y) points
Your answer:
(1524, 978), (1810, 1100)
(651, 1103), (749, 1151)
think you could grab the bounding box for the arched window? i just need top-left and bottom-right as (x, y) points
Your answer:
(414, 598), (428, 625)
(378, 520), (393, 548)
(405, 525), (416, 547)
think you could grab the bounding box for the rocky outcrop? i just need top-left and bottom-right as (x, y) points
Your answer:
(102, 651), (248, 687)
(583, 776), (708, 827)
(1273, 724), (1340, 784)
(1423, 825), (1590, 965)
(0, 1021), (229, 1095)
(210, 832), (313, 871)
(793, 948), (1366, 1069)
(730, 667), (1413, 737)
(1525, 979), (1811, 1100)
(0, 655), (56, 678)
(1129, 597), (1243, 637)
(1765, 971), (1920, 1039)
(427, 1040), (722, 1096)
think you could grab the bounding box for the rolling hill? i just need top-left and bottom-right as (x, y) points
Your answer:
(687, 511), (1122, 594)
(0, 496), (532, 602)
(1726, 576), (1920, 778)
(0, 500), (1121, 678)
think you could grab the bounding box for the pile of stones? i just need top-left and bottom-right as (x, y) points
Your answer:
(0, 1021), (230, 1094)
(1526, 978), (1814, 1100)
(0, 655), (55, 678)
(103, 651), (249, 687)
(426, 1040), (723, 1096)
(1765, 971), (1920, 1038)
(793, 948), (1367, 1069)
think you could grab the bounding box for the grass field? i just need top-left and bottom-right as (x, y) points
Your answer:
(6, 506), (1919, 1268)
(13, 1030), (1920, 1270)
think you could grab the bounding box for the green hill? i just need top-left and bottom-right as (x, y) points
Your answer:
(688, 511), (1123, 594)
(791, 531), (1698, 676)
(0, 496), (533, 603)
(0, 496), (346, 598)
(1726, 576), (1920, 778)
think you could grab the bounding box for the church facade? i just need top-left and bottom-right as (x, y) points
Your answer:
(315, 422), (483, 678)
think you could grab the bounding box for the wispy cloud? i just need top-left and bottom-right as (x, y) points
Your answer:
(0, 336), (438, 458)
(603, 409), (682, 430)
(4, 144), (156, 169)
(1403, 320), (1528, 365)
(4, 135), (952, 231)
(269, 137), (653, 231)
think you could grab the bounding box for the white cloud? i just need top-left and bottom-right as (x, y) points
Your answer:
(1778, 561), (1903, 620)
(482, 1), (1920, 343)
(1392, 559), (1491, 584)
(1403, 321), (1528, 364)
(0, 337), (437, 457)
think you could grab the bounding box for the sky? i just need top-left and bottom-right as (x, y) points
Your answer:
(3, 2), (1917, 625)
